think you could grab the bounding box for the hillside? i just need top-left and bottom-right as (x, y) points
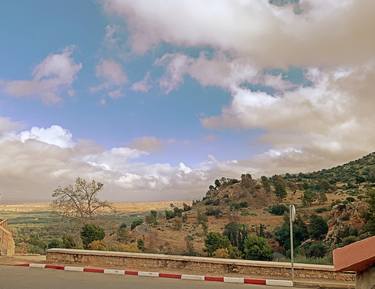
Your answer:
(125, 152), (375, 262)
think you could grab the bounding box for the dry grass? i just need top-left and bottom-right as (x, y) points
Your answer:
(0, 201), (191, 214)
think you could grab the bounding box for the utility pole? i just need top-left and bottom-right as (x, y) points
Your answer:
(289, 204), (296, 285)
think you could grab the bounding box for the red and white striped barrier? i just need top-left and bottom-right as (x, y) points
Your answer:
(15, 263), (293, 287)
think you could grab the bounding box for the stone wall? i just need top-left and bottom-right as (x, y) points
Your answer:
(47, 249), (355, 282)
(356, 266), (375, 289)
(0, 219), (15, 256)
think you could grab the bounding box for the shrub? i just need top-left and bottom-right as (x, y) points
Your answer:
(131, 218), (144, 230)
(213, 248), (230, 258)
(243, 235), (273, 261)
(308, 215), (328, 240)
(116, 242), (140, 253)
(80, 224), (105, 249)
(206, 207), (223, 218)
(165, 210), (175, 220)
(89, 240), (107, 251)
(305, 242), (327, 258)
(137, 239), (145, 251)
(62, 235), (77, 249)
(204, 232), (230, 256)
(47, 239), (63, 249)
(341, 236), (358, 247)
(268, 204), (288, 215)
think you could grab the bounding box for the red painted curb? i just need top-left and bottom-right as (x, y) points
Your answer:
(205, 276), (224, 282)
(244, 278), (267, 285)
(159, 273), (182, 279)
(14, 263), (292, 287)
(83, 267), (105, 273)
(125, 270), (139, 276)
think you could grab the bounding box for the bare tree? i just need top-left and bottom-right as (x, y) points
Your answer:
(52, 177), (111, 219)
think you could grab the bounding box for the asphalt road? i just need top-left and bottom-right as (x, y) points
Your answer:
(0, 266), (305, 289)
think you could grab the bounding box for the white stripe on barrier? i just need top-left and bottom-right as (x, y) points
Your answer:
(266, 279), (293, 287)
(64, 266), (84, 272)
(104, 269), (125, 275)
(138, 271), (159, 277)
(181, 274), (205, 281)
(223, 277), (245, 283)
(29, 263), (46, 268)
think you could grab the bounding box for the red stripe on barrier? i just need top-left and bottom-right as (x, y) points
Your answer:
(204, 276), (224, 282)
(15, 263), (30, 267)
(159, 273), (182, 279)
(244, 278), (267, 285)
(125, 270), (139, 276)
(83, 268), (105, 273)
(45, 265), (65, 270)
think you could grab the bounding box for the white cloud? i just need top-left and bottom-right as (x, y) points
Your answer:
(91, 59), (127, 98)
(0, 118), (253, 201)
(103, 0), (375, 67)
(1, 47), (82, 103)
(18, 125), (75, 149)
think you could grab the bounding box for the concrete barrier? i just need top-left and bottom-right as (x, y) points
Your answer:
(47, 249), (355, 283)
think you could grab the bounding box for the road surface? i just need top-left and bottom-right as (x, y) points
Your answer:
(0, 266), (305, 289)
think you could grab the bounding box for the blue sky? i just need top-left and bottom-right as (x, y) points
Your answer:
(0, 0), (265, 166)
(0, 0), (372, 201)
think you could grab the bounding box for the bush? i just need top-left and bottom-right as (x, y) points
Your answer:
(204, 232), (230, 256)
(80, 224), (105, 249)
(89, 240), (107, 251)
(268, 204), (288, 215)
(47, 239), (63, 249)
(230, 202), (248, 211)
(274, 216), (309, 251)
(131, 218), (144, 230)
(243, 235), (273, 261)
(340, 235), (358, 247)
(137, 239), (145, 251)
(206, 207), (223, 218)
(165, 210), (175, 220)
(305, 242), (327, 258)
(308, 215), (328, 240)
(213, 248), (230, 258)
(62, 235), (77, 249)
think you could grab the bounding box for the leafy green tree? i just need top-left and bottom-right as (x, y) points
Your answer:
(130, 218), (144, 230)
(274, 216), (309, 251)
(305, 242), (327, 258)
(243, 235), (273, 261)
(223, 222), (249, 252)
(80, 224), (105, 249)
(268, 204), (288, 215)
(204, 232), (230, 256)
(308, 215), (328, 240)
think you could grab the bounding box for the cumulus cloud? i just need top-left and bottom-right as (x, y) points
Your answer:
(102, 0), (375, 174)
(91, 59), (127, 98)
(0, 119), (248, 201)
(0, 47), (82, 103)
(104, 0), (375, 67)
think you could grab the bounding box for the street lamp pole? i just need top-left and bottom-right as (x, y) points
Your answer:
(289, 204), (295, 285)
